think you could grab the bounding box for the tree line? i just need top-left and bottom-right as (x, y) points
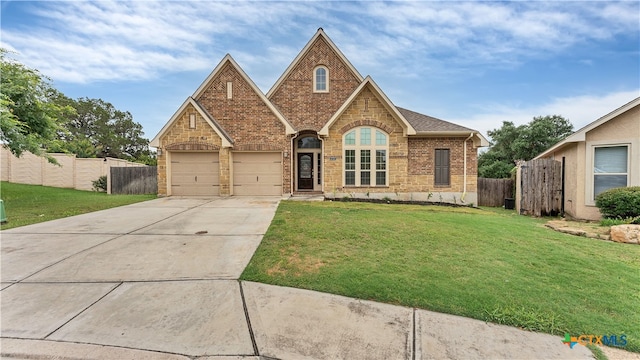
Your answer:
(478, 115), (574, 178)
(1, 49), (155, 165)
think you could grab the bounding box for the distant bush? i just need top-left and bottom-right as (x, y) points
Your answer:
(595, 186), (640, 219)
(92, 175), (107, 192)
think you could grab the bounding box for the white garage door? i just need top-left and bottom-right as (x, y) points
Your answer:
(233, 152), (282, 196)
(171, 152), (219, 196)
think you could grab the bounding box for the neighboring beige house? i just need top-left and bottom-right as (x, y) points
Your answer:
(533, 97), (640, 220)
(151, 29), (488, 203)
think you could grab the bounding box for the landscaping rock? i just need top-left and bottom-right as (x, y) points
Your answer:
(610, 224), (640, 244)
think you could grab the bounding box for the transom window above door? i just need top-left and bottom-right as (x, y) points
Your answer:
(298, 137), (321, 148)
(344, 127), (388, 186)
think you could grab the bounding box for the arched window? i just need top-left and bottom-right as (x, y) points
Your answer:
(313, 66), (328, 92)
(343, 127), (388, 186)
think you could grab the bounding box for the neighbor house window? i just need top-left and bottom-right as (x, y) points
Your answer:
(593, 145), (628, 197)
(189, 114), (196, 129)
(314, 66), (328, 92)
(435, 149), (450, 186)
(343, 127), (388, 186)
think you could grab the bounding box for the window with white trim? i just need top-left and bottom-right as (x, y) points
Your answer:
(344, 127), (388, 186)
(313, 66), (328, 92)
(593, 145), (629, 197)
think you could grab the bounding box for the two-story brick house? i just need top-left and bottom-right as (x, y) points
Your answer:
(151, 29), (488, 204)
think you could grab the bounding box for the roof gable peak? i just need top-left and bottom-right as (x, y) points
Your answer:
(266, 28), (364, 98)
(535, 96), (640, 159)
(150, 97), (233, 148)
(319, 76), (416, 136)
(192, 54), (295, 135)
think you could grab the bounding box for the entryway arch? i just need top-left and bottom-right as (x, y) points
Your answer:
(294, 132), (322, 192)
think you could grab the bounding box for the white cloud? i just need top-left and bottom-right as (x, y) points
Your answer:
(3, 1), (637, 84)
(2, 1), (315, 83)
(335, 1), (638, 73)
(450, 90), (640, 139)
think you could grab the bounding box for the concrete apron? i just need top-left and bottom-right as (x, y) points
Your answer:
(2, 197), (595, 359)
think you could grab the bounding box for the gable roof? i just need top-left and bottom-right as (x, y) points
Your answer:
(150, 97), (233, 148)
(192, 54), (296, 135)
(535, 96), (640, 159)
(266, 28), (364, 98)
(319, 76), (417, 137)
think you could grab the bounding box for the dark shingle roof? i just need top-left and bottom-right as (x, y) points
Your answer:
(397, 107), (474, 133)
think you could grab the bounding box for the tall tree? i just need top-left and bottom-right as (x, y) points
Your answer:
(0, 49), (73, 161)
(479, 115), (573, 178)
(61, 97), (151, 161)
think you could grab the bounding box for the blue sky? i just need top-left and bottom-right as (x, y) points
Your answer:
(1, 1), (638, 143)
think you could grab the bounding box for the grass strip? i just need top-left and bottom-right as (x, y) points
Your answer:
(0, 181), (155, 230)
(242, 200), (640, 353)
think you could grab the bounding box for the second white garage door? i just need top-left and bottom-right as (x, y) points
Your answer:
(171, 152), (219, 196)
(233, 152), (282, 196)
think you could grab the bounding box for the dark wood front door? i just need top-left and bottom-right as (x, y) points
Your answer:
(298, 153), (314, 190)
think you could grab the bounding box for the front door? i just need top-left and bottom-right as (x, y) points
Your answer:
(298, 153), (314, 190)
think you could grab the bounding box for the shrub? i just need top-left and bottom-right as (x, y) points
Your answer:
(599, 218), (628, 227)
(595, 186), (640, 219)
(92, 175), (107, 192)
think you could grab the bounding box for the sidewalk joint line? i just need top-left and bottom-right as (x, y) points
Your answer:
(413, 308), (417, 360)
(1, 337), (195, 358)
(43, 282), (123, 339)
(238, 281), (259, 356)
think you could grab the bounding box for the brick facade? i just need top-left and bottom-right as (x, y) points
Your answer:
(269, 36), (361, 131)
(408, 137), (478, 192)
(152, 29), (482, 203)
(195, 61), (292, 194)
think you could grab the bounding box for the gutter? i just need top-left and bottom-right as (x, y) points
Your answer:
(461, 132), (474, 202)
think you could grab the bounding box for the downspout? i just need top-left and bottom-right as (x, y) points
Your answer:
(290, 133), (297, 197)
(320, 135), (325, 194)
(461, 132), (474, 202)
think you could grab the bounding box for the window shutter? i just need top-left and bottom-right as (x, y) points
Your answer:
(435, 149), (450, 186)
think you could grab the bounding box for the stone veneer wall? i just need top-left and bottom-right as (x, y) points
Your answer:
(322, 86), (479, 204)
(323, 86), (407, 193)
(157, 103), (224, 195)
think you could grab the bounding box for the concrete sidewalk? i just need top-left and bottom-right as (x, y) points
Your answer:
(1, 197), (598, 359)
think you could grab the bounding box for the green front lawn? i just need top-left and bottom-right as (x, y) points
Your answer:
(0, 182), (156, 230)
(241, 201), (640, 352)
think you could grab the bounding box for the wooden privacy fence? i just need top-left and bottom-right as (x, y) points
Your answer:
(518, 158), (562, 216)
(478, 178), (514, 207)
(110, 166), (157, 194)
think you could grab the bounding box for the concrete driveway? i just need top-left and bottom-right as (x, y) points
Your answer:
(1, 196), (597, 359)
(1, 197), (274, 358)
